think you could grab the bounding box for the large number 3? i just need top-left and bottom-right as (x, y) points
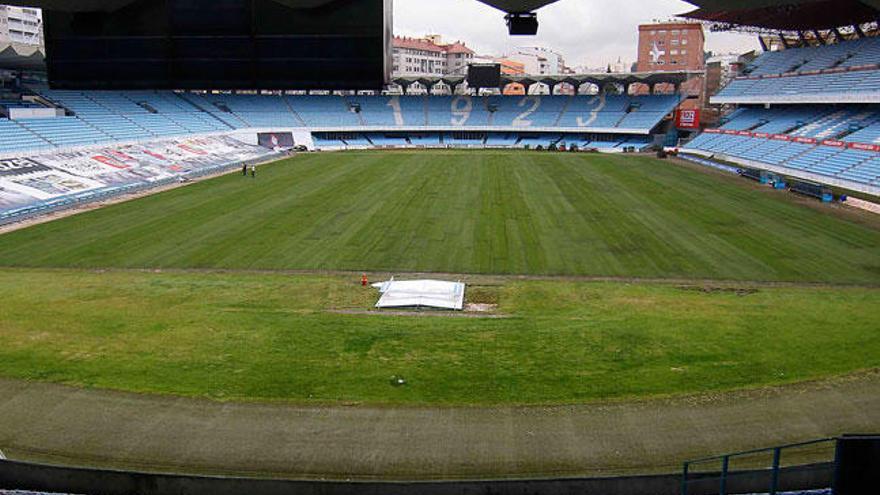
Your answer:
(450, 96), (473, 126)
(512, 96), (541, 127)
(386, 96), (405, 126)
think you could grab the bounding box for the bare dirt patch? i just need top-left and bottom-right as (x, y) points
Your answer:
(675, 285), (760, 296)
(465, 303), (498, 313)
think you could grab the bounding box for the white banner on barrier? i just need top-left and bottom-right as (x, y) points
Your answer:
(0, 135), (277, 218)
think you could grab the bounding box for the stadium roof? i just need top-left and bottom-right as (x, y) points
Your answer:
(0, 0), (350, 11)
(8, 0), (877, 32)
(681, 0), (880, 31)
(0, 43), (45, 72)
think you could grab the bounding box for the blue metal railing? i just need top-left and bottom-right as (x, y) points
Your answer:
(681, 438), (836, 495)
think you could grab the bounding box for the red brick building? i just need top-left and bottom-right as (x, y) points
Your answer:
(636, 22), (706, 109)
(637, 22), (705, 72)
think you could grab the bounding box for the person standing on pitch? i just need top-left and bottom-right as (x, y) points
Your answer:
(250, 165), (256, 178)
(242, 163), (247, 176)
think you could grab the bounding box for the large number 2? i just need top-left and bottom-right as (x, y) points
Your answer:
(576, 95), (602, 127)
(512, 96), (541, 127)
(387, 96), (405, 126)
(451, 96), (473, 126)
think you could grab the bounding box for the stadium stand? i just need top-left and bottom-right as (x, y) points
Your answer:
(0, 88), (679, 155)
(715, 70), (880, 102)
(684, 34), (880, 194)
(684, 104), (880, 190)
(712, 36), (880, 104)
(744, 37), (880, 77)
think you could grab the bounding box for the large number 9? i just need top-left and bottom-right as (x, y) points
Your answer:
(450, 96), (473, 126)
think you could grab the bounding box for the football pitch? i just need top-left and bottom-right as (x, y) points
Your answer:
(1, 150), (878, 283)
(0, 150), (878, 406)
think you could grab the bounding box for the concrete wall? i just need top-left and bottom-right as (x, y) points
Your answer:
(0, 459), (834, 495)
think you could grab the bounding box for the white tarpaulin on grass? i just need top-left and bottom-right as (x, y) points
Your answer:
(373, 279), (466, 311)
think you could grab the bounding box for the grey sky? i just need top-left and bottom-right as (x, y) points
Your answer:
(394, 0), (761, 69)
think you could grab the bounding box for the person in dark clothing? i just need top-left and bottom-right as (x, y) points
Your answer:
(242, 164), (248, 176)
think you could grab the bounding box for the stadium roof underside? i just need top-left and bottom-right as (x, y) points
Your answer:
(681, 0), (880, 31)
(0, 43), (45, 72)
(0, 0), (353, 11)
(393, 71), (698, 89)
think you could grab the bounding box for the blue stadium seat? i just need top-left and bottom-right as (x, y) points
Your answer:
(685, 104), (880, 188)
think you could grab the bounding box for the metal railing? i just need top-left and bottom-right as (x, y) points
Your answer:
(682, 438), (836, 495)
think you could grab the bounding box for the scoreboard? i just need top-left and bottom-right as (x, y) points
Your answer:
(41, 0), (391, 90)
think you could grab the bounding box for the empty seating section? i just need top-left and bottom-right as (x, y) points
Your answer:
(348, 96), (425, 127)
(287, 96), (360, 127)
(716, 70), (880, 100)
(715, 105), (880, 142)
(2, 89), (679, 155)
(121, 91), (229, 134)
(0, 118), (50, 153)
(558, 94), (679, 130)
(408, 133), (442, 146)
(720, 107), (823, 133)
(17, 117), (110, 148)
(518, 135), (560, 148)
(309, 131), (647, 150)
(846, 124), (880, 144)
(0, 99), (42, 111)
(367, 134), (409, 146)
(188, 93), (303, 128)
(559, 94), (626, 128)
(745, 37), (880, 76)
(178, 93), (249, 129)
(484, 133), (520, 146)
(685, 105), (880, 187)
(488, 95), (568, 127)
(426, 96), (491, 127)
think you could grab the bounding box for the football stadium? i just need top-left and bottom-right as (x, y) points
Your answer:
(0, 0), (878, 494)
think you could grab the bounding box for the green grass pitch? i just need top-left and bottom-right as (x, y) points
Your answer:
(0, 150), (878, 405)
(0, 150), (878, 283)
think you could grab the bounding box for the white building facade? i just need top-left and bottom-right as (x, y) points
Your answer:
(506, 46), (566, 75)
(0, 5), (43, 47)
(392, 35), (474, 77)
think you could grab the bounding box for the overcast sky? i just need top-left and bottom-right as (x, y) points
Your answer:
(394, 0), (761, 69)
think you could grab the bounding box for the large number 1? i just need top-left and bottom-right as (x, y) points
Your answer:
(387, 96), (405, 126)
(451, 96), (473, 126)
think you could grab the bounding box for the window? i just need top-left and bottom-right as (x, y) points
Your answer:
(682, 39), (688, 45)
(671, 30), (680, 35)
(671, 39), (679, 46)
(681, 50), (687, 55)
(670, 50), (678, 55)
